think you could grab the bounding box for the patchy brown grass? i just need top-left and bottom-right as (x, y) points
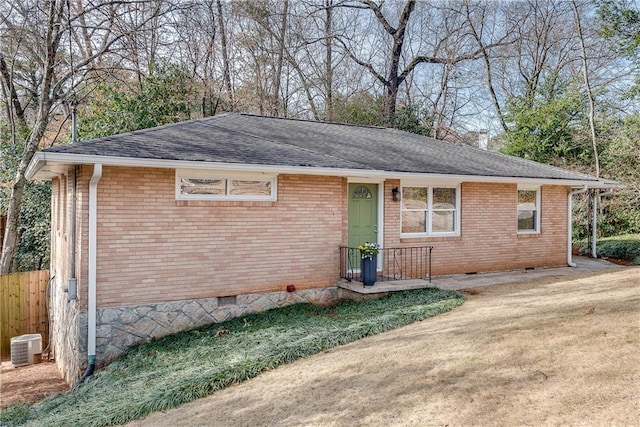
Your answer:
(132, 268), (640, 427)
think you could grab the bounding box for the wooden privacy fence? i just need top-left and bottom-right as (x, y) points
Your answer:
(0, 270), (50, 359)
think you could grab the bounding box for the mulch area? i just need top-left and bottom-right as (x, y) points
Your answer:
(601, 257), (633, 266)
(0, 357), (69, 408)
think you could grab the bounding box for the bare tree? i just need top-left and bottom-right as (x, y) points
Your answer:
(271, 0), (289, 116)
(571, 0), (599, 177)
(217, 0), (234, 110)
(502, 1), (577, 102)
(323, 0), (335, 121)
(463, 1), (510, 132)
(337, 0), (509, 126)
(0, 0), (173, 273)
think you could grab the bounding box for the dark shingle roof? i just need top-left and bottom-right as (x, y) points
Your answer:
(42, 113), (600, 182)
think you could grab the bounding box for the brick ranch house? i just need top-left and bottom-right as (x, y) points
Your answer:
(26, 113), (617, 383)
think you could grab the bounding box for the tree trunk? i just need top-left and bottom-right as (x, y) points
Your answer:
(464, 3), (508, 133)
(571, 0), (600, 177)
(382, 0), (416, 125)
(216, 0), (234, 111)
(0, 113), (53, 273)
(271, 0), (289, 117)
(0, 55), (27, 126)
(324, 0), (334, 121)
(1, 0), (62, 274)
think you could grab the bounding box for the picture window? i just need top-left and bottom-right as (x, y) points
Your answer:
(401, 185), (459, 236)
(176, 170), (277, 201)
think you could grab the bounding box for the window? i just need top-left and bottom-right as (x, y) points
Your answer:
(401, 185), (459, 236)
(352, 185), (372, 199)
(176, 170), (277, 201)
(517, 187), (540, 232)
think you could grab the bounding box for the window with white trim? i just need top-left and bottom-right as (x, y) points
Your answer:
(176, 170), (277, 201)
(517, 186), (540, 232)
(401, 185), (459, 236)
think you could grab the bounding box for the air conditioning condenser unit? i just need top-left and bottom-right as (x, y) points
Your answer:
(10, 333), (42, 367)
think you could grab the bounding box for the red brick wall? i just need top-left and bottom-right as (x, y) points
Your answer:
(54, 167), (570, 309)
(384, 181), (568, 275)
(51, 168), (89, 308)
(93, 168), (344, 307)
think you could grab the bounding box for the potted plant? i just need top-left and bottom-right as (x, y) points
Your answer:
(357, 242), (380, 286)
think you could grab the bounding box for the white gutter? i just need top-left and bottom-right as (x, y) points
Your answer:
(26, 151), (616, 188)
(87, 164), (102, 366)
(568, 185), (588, 267)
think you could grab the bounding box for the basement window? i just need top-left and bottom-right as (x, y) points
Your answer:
(176, 170), (277, 201)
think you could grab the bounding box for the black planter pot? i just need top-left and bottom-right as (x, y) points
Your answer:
(361, 256), (377, 286)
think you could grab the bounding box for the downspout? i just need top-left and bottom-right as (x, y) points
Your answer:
(592, 188), (615, 259)
(591, 191), (597, 258)
(67, 102), (79, 300)
(568, 185), (588, 267)
(67, 167), (78, 300)
(75, 163), (102, 388)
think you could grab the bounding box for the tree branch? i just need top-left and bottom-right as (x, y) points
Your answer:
(357, 0), (396, 35)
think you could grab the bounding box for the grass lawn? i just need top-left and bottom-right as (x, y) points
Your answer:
(0, 288), (463, 427)
(133, 269), (640, 427)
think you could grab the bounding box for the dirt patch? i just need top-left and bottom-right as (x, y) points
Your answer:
(131, 268), (640, 427)
(601, 256), (633, 266)
(459, 288), (482, 295)
(0, 359), (69, 408)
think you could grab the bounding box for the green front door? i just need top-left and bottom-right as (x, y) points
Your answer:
(348, 183), (379, 249)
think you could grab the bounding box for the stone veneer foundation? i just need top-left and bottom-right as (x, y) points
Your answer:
(49, 278), (84, 384)
(55, 287), (340, 381)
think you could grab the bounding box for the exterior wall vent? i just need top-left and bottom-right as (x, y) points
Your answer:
(218, 295), (237, 306)
(10, 334), (42, 367)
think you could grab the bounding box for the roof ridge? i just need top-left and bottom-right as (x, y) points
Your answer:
(237, 112), (389, 131)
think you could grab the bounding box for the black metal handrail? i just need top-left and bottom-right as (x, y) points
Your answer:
(339, 246), (433, 284)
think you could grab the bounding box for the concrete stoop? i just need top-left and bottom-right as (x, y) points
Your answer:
(337, 256), (625, 296)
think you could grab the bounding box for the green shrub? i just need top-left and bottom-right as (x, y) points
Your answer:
(577, 234), (640, 265)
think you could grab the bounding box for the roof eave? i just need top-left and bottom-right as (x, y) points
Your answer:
(26, 152), (617, 188)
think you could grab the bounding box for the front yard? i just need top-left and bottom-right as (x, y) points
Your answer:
(0, 288), (463, 426)
(2, 267), (637, 426)
(133, 268), (639, 426)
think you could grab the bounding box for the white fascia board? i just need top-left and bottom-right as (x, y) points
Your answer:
(25, 152), (47, 180)
(26, 151), (616, 189)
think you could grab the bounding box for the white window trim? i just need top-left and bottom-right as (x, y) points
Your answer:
(517, 184), (541, 234)
(176, 169), (278, 201)
(400, 183), (461, 238)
